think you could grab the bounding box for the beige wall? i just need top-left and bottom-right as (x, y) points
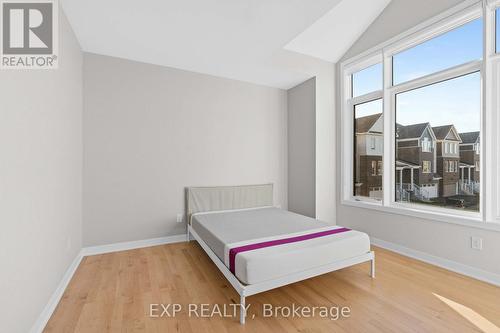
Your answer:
(272, 50), (336, 223)
(83, 53), (288, 246)
(288, 78), (316, 217)
(0, 9), (83, 333)
(337, 0), (500, 277)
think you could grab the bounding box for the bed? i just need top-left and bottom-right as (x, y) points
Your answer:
(186, 184), (375, 324)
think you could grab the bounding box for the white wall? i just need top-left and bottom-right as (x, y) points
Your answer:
(337, 0), (500, 278)
(0, 9), (83, 333)
(83, 53), (288, 246)
(315, 65), (336, 223)
(288, 78), (316, 217)
(272, 50), (336, 223)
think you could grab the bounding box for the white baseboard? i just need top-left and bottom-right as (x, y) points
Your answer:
(81, 233), (187, 256)
(30, 233), (188, 333)
(371, 237), (500, 287)
(29, 251), (84, 333)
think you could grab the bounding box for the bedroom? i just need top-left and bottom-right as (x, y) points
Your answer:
(1, 0), (500, 332)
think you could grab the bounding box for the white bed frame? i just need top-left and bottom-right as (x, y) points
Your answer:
(185, 184), (375, 324)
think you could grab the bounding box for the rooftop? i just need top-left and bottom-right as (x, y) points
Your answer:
(459, 131), (480, 144)
(396, 122), (430, 139)
(355, 113), (382, 133)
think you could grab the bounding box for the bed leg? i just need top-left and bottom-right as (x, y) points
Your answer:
(240, 295), (246, 324)
(186, 227), (191, 242)
(370, 255), (376, 278)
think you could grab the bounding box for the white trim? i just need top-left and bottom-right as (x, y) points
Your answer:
(81, 234), (187, 256)
(341, 53), (384, 204)
(344, 52), (383, 75)
(29, 252), (84, 333)
(343, 199), (500, 232)
(371, 237), (500, 287)
(188, 226), (375, 324)
(390, 60), (481, 95)
(350, 90), (383, 106)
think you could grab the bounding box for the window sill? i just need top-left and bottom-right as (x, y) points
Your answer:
(341, 199), (500, 232)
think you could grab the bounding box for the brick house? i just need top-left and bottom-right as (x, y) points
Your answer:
(459, 131), (480, 194)
(396, 122), (440, 200)
(354, 113), (383, 198)
(432, 125), (462, 197)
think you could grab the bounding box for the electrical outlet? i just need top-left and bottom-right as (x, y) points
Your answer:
(176, 213), (184, 223)
(471, 236), (483, 250)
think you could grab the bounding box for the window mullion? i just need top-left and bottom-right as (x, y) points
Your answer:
(390, 60), (482, 95)
(483, 1), (495, 221)
(349, 90), (383, 106)
(382, 51), (393, 207)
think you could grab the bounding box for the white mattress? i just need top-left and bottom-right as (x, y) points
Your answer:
(191, 207), (370, 285)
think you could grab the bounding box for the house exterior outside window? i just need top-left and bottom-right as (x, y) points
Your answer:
(354, 112), (383, 199)
(395, 122), (440, 200)
(459, 131), (480, 194)
(433, 125), (461, 197)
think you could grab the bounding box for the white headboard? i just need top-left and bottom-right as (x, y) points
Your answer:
(186, 184), (273, 224)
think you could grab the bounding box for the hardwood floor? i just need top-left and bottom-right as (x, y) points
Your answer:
(45, 242), (500, 333)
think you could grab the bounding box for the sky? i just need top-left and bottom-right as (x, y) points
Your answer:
(497, 9), (500, 53)
(353, 18), (483, 134)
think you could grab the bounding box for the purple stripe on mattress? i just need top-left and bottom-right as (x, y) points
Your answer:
(229, 227), (351, 274)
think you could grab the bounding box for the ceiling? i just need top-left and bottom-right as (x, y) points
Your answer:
(61, 0), (390, 89)
(284, 0), (391, 63)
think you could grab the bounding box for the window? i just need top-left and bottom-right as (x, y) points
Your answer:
(352, 63), (383, 97)
(422, 137), (432, 152)
(474, 142), (480, 153)
(393, 18), (483, 85)
(448, 160), (458, 172)
(448, 161), (458, 172)
(423, 161), (431, 173)
(342, 4), (492, 222)
(395, 72), (480, 211)
(371, 161), (377, 176)
(353, 99), (383, 199)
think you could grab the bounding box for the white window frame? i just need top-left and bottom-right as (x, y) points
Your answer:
(340, 0), (500, 231)
(342, 53), (384, 204)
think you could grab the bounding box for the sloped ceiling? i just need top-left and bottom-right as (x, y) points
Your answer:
(61, 0), (390, 89)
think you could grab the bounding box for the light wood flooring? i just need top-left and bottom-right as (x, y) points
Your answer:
(44, 242), (500, 332)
